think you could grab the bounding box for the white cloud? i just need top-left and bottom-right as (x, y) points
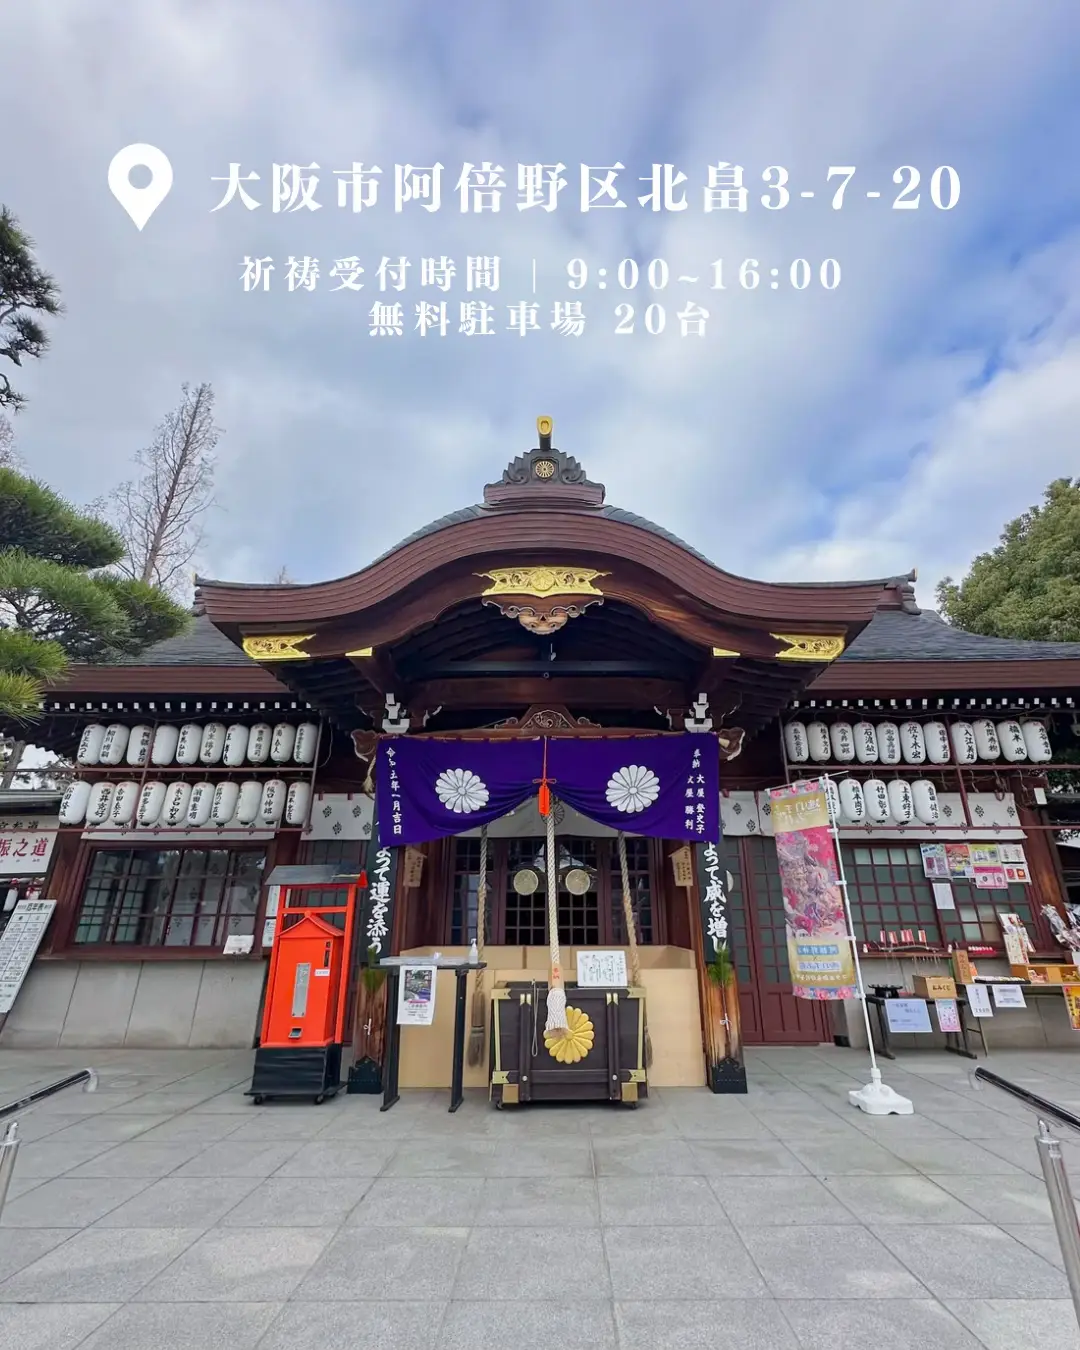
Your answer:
(0, 0), (1078, 599)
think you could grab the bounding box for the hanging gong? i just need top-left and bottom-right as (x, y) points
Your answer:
(563, 867), (592, 895)
(512, 867), (540, 895)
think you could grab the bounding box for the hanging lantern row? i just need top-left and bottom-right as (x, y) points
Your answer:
(59, 778), (312, 829)
(818, 776), (939, 826)
(75, 721), (320, 769)
(783, 717), (1052, 767)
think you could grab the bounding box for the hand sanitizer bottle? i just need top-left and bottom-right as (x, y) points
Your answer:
(469, 938), (478, 964)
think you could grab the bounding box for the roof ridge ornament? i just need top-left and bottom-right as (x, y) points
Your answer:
(483, 416), (605, 510)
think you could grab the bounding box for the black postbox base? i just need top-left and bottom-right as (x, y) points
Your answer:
(246, 1043), (342, 1104)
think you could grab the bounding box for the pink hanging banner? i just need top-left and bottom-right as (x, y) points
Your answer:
(769, 780), (858, 1001)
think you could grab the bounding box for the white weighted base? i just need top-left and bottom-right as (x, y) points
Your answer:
(848, 1068), (914, 1116)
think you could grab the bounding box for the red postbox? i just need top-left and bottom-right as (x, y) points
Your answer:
(247, 869), (362, 1105)
(261, 912), (345, 1049)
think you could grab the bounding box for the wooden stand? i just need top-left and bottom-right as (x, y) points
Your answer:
(489, 982), (647, 1106)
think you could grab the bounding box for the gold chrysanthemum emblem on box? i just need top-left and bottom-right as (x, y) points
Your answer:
(544, 1006), (594, 1064)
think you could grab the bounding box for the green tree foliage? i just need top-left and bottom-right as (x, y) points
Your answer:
(936, 478), (1080, 642)
(0, 206), (61, 411)
(0, 467), (189, 721)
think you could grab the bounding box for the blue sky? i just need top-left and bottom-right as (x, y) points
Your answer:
(1, 0), (1079, 605)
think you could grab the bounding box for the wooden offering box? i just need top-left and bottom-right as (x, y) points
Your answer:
(489, 983), (648, 1106)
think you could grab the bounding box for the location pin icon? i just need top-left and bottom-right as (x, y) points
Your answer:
(108, 144), (173, 229)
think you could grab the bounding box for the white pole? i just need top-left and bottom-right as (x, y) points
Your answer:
(821, 774), (880, 1078)
(767, 774), (913, 1115)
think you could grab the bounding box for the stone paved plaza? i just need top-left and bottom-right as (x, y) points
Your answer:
(1, 1045), (1080, 1348)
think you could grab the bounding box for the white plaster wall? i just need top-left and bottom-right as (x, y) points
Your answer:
(0, 960), (265, 1049)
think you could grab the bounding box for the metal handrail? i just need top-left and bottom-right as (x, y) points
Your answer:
(0, 1068), (97, 1215)
(973, 1067), (1080, 1135)
(973, 1066), (1080, 1325)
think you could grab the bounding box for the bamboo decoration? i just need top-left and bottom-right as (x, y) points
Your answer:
(466, 825), (489, 1067)
(617, 831), (652, 1067)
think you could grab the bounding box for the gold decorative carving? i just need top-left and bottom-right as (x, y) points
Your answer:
(770, 633), (846, 662)
(711, 647), (741, 657)
(544, 1006), (594, 1064)
(241, 634), (314, 661)
(493, 597), (603, 635)
(346, 646), (374, 658)
(717, 727), (747, 761)
(493, 705), (600, 732)
(478, 566), (609, 598)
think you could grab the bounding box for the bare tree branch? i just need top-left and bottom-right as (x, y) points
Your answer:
(109, 382), (219, 598)
(272, 565), (294, 584)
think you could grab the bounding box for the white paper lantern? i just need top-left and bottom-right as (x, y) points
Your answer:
(899, 721), (926, 765)
(187, 782), (215, 826)
(830, 722), (855, 763)
(896, 723), (923, 766)
(270, 723), (297, 764)
(76, 724), (107, 766)
(259, 779), (287, 824)
(175, 724), (202, 766)
(211, 781), (240, 825)
(877, 722), (901, 765)
(223, 724), (250, 767)
(150, 724), (180, 767)
(137, 781), (167, 826)
(1022, 720), (1053, 763)
(98, 723), (131, 766)
(949, 721), (978, 764)
(161, 782), (193, 827)
(997, 720), (1028, 763)
(853, 722), (879, 763)
(246, 724), (272, 764)
(807, 721), (831, 762)
(59, 780), (92, 826)
(818, 777), (840, 825)
(285, 781), (311, 825)
(199, 723), (227, 766)
(783, 722), (809, 763)
(293, 723), (319, 765)
(85, 782), (114, 826)
(886, 779), (914, 824)
(236, 781), (263, 825)
(973, 718), (1000, 760)
(863, 779), (890, 824)
(109, 781), (139, 826)
(912, 780), (939, 824)
(838, 777), (866, 824)
(923, 721), (951, 764)
(125, 725), (154, 767)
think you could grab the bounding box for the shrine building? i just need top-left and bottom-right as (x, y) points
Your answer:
(5, 418), (1080, 1095)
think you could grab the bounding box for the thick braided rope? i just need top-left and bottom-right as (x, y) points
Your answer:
(474, 825), (488, 993)
(544, 797), (568, 1032)
(617, 832), (643, 988)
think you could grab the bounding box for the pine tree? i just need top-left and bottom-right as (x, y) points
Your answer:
(0, 467), (189, 721)
(0, 206), (61, 411)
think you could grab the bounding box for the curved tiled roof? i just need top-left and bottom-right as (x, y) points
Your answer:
(366, 503), (716, 567)
(839, 608), (1080, 663)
